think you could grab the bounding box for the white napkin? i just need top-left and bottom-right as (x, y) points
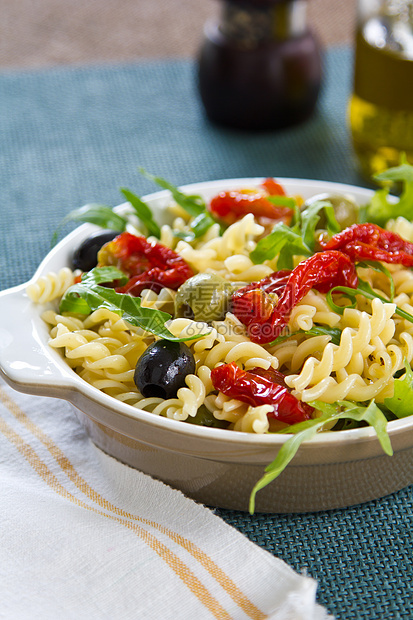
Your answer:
(0, 377), (332, 620)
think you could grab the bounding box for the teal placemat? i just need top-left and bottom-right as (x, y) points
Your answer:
(1, 47), (367, 291)
(1, 48), (412, 618)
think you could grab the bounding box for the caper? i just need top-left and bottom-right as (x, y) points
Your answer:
(302, 193), (359, 230)
(174, 273), (236, 322)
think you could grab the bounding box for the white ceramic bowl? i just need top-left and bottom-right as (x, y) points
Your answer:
(1, 178), (413, 513)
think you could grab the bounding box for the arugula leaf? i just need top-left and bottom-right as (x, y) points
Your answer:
(290, 202), (301, 227)
(139, 168), (216, 240)
(357, 261), (395, 301)
(82, 266), (128, 287)
(357, 278), (384, 300)
(324, 204), (342, 236)
(326, 283), (413, 325)
(249, 399), (392, 513)
(306, 326), (342, 345)
(300, 200), (340, 251)
(266, 195), (297, 209)
(275, 243), (307, 270)
(60, 267), (204, 342)
(52, 169), (219, 247)
(357, 203), (369, 223)
(366, 157), (413, 226)
(249, 198), (340, 265)
(250, 222), (311, 265)
(120, 188), (161, 238)
(51, 204), (127, 246)
(173, 212), (216, 242)
(384, 359), (413, 418)
(139, 168), (206, 216)
(269, 325), (342, 347)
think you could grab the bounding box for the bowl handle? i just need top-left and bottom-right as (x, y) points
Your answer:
(0, 285), (76, 397)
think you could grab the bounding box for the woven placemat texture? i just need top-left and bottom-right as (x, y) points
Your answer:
(2, 47), (366, 290)
(216, 486), (413, 618)
(1, 48), (412, 618)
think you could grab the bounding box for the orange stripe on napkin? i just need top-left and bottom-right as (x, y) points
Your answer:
(0, 414), (232, 620)
(0, 388), (268, 620)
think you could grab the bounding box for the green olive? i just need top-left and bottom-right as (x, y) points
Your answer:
(174, 273), (236, 322)
(303, 193), (360, 230)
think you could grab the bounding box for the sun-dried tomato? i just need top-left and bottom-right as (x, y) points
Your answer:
(208, 178), (292, 226)
(320, 223), (413, 267)
(261, 178), (286, 197)
(97, 232), (193, 295)
(232, 251), (358, 344)
(231, 270), (291, 327)
(211, 362), (313, 425)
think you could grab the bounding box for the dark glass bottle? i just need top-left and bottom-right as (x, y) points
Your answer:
(197, 0), (322, 131)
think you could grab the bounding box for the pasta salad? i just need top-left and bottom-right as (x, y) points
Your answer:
(27, 162), (413, 508)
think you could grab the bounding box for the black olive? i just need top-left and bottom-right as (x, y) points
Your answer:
(72, 230), (121, 272)
(134, 340), (195, 399)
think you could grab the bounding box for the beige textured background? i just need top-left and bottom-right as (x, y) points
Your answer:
(0, 0), (356, 69)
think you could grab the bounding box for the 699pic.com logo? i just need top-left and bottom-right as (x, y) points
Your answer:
(248, 322), (278, 340)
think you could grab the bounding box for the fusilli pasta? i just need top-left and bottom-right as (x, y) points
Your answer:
(27, 179), (413, 436)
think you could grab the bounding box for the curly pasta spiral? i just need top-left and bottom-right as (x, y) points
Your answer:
(139, 287), (175, 314)
(386, 216), (413, 242)
(285, 298), (399, 403)
(26, 268), (75, 303)
(175, 214), (265, 276)
(28, 187), (413, 435)
(152, 371), (207, 421)
(232, 405), (272, 433)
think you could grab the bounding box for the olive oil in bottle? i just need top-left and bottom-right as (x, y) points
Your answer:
(348, 1), (413, 179)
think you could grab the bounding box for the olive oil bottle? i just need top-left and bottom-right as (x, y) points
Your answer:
(348, 1), (413, 179)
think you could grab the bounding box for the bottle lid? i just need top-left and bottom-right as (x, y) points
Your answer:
(220, 0), (308, 47)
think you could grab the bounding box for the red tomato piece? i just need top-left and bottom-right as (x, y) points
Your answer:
(208, 178), (292, 225)
(98, 232), (193, 295)
(211, 362), (313, 425)
(261, 177), (286, 196)
(320, 223), (413, 267)
(232, 251), (358, 344)
(231, 270), (291, 327)
(230, 289), (275, 327)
